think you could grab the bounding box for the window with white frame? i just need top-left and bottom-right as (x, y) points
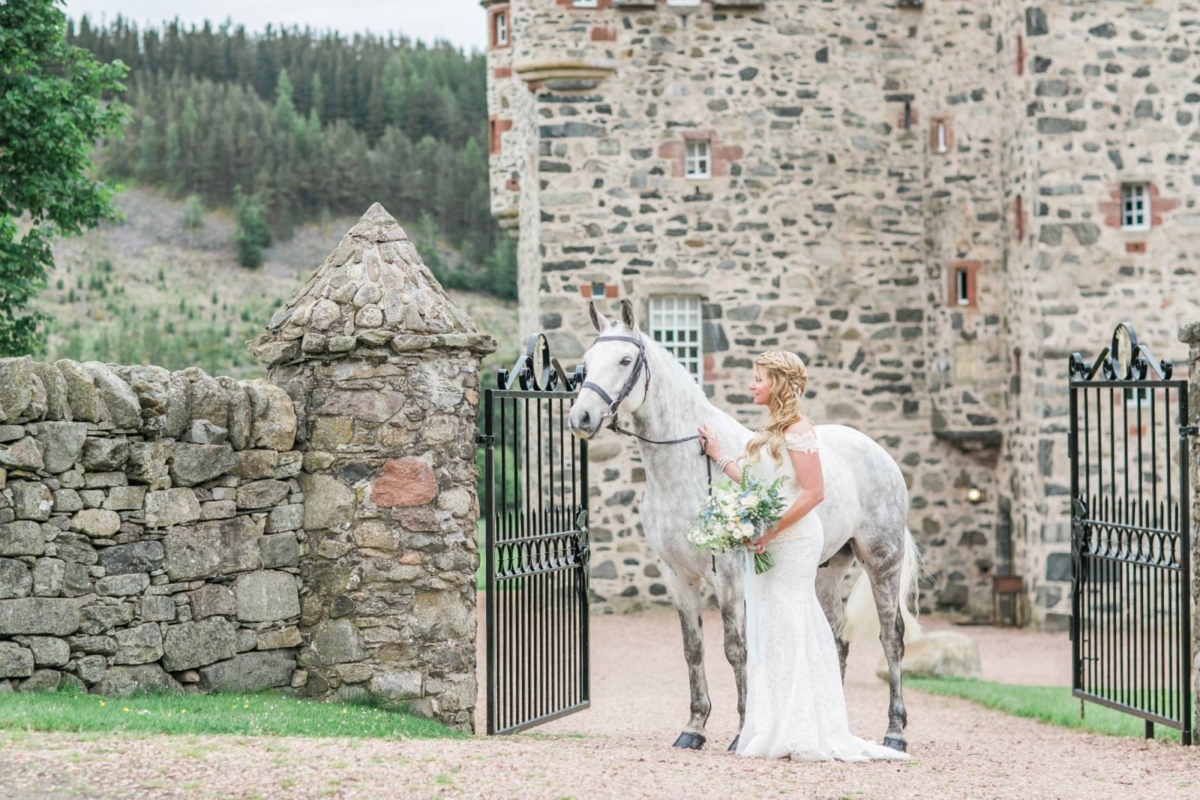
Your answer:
(954, 267), (970, 305)
(1121, 183), (1150, 231)
(934, 120), (948, 154)
(573, 0), (599, 6)
(494, 11), (509, 47)
(685, 140), (711, 179)
(649, 297), (703, 382)
(1125, 387), (1149, 408)
(668, 0), (702, 5)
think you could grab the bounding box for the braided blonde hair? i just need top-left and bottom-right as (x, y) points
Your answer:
(744, 351), (809, 467)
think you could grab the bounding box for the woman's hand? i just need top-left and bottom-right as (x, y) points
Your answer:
(750, 526), (776, 554)
(698, 424), (721, 460)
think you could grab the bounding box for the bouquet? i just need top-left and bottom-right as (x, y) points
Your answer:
(689, 471), (787, 574)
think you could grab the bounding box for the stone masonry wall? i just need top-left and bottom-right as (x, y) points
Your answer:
(1183, 321), (1200, 732)
(253, 204), (495, 731)
(998, 2), (1200, 630)
(0, 357), (304, 697)
(0, 204), (493, 732)
(487, 0), (1009, 616)
(485, 0), (1200, 625)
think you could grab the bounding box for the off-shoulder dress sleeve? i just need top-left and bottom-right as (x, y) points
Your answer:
(784, 429), (820, 454)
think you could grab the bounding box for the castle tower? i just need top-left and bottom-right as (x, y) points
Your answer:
(484, 0), (1200, 627)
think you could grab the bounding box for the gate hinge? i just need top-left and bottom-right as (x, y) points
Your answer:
(475, 433), (495, 446)
(1183, 425), (1199, 438)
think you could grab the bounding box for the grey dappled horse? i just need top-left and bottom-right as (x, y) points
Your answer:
(567, 300), (921, 752)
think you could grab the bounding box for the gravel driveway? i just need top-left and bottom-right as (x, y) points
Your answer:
(2, 608), (1196, 799)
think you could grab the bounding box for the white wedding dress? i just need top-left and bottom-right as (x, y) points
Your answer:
(736, 426), (910, 762)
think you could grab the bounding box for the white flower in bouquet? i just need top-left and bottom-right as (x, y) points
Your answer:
(688, 472), (787, 574)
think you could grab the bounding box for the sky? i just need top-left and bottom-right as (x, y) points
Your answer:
(62, 0), (488, 52)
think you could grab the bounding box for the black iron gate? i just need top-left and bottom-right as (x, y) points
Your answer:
(479, 333), (590, 735)
(1068, 323), (1193, 744)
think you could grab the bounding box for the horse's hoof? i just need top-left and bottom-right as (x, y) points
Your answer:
(728, 735), (740, 752)
(673, 732), (706, 750)
(882, 736), (907, 753)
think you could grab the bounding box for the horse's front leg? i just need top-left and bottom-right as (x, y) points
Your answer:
(663, 564), (710, 749)
(714, 555), (746, 751)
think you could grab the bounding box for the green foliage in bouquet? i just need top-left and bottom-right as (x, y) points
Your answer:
(689, 470), (787, 574)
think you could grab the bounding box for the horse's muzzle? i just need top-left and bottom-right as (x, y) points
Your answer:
(567, 407), (602, 440)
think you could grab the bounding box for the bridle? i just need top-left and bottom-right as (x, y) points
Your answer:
(580, 331), (717, 570)
(581, 334), (705, 448)
(581, 335), (650, 432)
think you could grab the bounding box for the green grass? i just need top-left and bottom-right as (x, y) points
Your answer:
(0, 690), (466, 741)
(474, 517), (525, 592)
(908, 678), (1189, 743)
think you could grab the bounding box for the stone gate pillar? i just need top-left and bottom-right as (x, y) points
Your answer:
(252, 204), (494, 730)
(1182, 322), (1200, 730)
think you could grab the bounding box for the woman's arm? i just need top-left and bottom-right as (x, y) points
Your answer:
(752, 426), (824, 552)
(697, 423), (744, 483)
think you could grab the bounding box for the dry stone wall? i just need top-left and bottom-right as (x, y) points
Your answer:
(0, 205), (493, 731)
(0, 357), (304, 697)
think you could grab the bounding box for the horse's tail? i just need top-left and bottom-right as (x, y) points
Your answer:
(836, 528), (923, 645)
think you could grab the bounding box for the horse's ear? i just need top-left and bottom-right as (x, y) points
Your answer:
(588, 301), (609, 332)
(619, 299), (636, 330)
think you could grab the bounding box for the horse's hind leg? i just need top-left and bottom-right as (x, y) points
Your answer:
(852, 537), (909, 753)
(815, 543), (856, 681)
(663, 564), (710, 749)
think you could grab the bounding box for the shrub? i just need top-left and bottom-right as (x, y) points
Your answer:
(234, 186), (271, 268)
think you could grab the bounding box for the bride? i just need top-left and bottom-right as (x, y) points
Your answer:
(698, 351), (910, 762)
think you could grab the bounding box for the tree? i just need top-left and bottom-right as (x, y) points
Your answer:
(0, 0), (127, 355)
(182, 194), (204, 235)
(233, 185), (271, 268)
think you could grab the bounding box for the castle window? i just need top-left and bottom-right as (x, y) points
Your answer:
(903, 102), (913, 131)
(649, 296), (703, 383)
(1121, 183), (1150, 231)
(1125, 387), (1149, 408)
(948, 261), (980, 308)
(573, 0), (599, 5)
(685, 140), (711, 179)
(954, 268), (970, 305)
(668, 0), (702, 6)
(934, 120), (948, 154)
(494, 11), (509, 48)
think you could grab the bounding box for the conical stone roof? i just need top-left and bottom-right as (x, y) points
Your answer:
(252, 203), (493, 364)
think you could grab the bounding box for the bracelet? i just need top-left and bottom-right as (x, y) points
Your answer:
(716, 456), (732, 472)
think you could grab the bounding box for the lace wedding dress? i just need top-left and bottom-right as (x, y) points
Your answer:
(735, 425), (910, 762)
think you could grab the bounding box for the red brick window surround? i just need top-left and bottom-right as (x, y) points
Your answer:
(931, 117), (953, 155)
(489, 6), (510, 50)
(659, 132), (744, 179)
(488, 116), (513, 156)
(948, 261), (981, 309)
(1012, 195), (1026, 241)
(1016, 34), (1025, 76)
(1099, 182), (1178, 231)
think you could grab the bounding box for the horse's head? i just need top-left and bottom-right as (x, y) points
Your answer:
(568, 299), (650, 440)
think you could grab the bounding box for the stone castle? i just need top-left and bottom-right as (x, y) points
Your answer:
(482, 0), (1200, 626)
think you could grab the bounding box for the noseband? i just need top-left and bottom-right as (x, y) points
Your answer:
(580, 335), (651, 432)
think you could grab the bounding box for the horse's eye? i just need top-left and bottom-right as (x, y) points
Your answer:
(620, 357), (632, 366)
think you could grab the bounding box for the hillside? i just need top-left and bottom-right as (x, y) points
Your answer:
(35, 187), (520, 380)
